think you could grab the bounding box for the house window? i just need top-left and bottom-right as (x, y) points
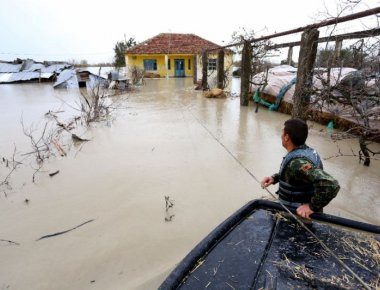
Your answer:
(208, 58), (217, 70)
(143, 59), (157, 71)
(168, 59), (171, 70)
(188, 59), (191, 70)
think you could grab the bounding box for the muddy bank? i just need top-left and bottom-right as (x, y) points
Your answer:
(0, 78), (379, 289)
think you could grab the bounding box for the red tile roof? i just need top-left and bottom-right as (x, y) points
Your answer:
(126, 33), (231, 55)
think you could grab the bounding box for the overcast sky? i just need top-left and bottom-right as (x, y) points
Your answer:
(0, 0), (378, 64)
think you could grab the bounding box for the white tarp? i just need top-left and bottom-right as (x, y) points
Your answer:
(251, 65), (360, 104)
(251, 65), (297, 100)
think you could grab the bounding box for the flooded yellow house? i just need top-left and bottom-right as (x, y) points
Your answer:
(125, 33), (233, 78)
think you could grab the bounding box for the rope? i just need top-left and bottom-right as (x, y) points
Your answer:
(189, 111), (371, 290)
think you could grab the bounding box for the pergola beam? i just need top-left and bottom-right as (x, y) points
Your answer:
(266, 28), (380, 50)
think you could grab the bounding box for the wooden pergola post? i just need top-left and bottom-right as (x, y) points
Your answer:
(193, 54), (197, 84)
(217, 49), (225, 89)
(292, 28), (319, 120)
(287, 46), (293, 65)
(240, 41), (252, 106)
(333, 38), (343, 67)
(202, 51), (208, 90)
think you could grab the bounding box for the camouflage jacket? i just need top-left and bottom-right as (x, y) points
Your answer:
(272, 145), (340, 211)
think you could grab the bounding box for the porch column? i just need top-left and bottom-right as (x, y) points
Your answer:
(165, 54), (169, 79)
(202, 51), (208, 90)
(193, 54), (197, 84)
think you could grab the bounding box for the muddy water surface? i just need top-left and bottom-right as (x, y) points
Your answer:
(0, 79), (379, 290)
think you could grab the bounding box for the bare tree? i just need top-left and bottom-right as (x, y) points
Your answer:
(313, 63), (380, 165)
(231, 28), (277, 76)
(310, 2), (380, 166)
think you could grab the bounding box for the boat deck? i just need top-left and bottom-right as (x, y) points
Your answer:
(160, 200), (380, 289)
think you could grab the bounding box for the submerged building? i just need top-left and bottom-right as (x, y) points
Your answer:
(125, 33), (233, 79)
(0, 59), (71, 84)
(0, 59), (108, 89)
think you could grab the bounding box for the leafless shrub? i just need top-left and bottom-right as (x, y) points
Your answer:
(129, 65), (145, 85)
(21, 118), (58, 181)
(164, 196), (175, 222)
(231, 28), (277, 76)
(0, 145), (23, 197)
(165, 196), (174, 210)
(45, 110), (76, 133)
(206, 61), (234, 89)
(79, 81), (111, 125)
(3, 68), (127, 190)
(21, 119), (54, 164)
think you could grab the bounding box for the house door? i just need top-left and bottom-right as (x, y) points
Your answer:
(174, 59), (185, 77)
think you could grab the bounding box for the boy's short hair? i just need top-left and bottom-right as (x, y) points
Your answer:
(284, 118), (308, 146)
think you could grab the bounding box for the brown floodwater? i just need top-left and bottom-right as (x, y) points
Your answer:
(0, 79), (379, 289)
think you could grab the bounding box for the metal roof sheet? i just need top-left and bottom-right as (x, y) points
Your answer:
(41, 72), (54, 78)
(9, 72), (40, 82)
(0, 73), (12, 82)
(41, 64), (71, 73)
(0, 63), (22, 73)
(53, 69), (77, 88)
(0, 71), (54, 83)
(0, 61), (71, 74)
(24, 63), (45, 72)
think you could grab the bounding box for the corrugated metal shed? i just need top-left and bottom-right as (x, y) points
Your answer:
(53, 68), (107, 89)
(0, 60), (110, 86)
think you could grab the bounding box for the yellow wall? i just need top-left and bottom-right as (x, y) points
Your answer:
(126, 54), (194, 77)
(125, 53), (234, 78)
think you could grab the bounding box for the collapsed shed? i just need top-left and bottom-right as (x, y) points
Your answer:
(53, 68), (107, 89)
(0, 59), (71, 84)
